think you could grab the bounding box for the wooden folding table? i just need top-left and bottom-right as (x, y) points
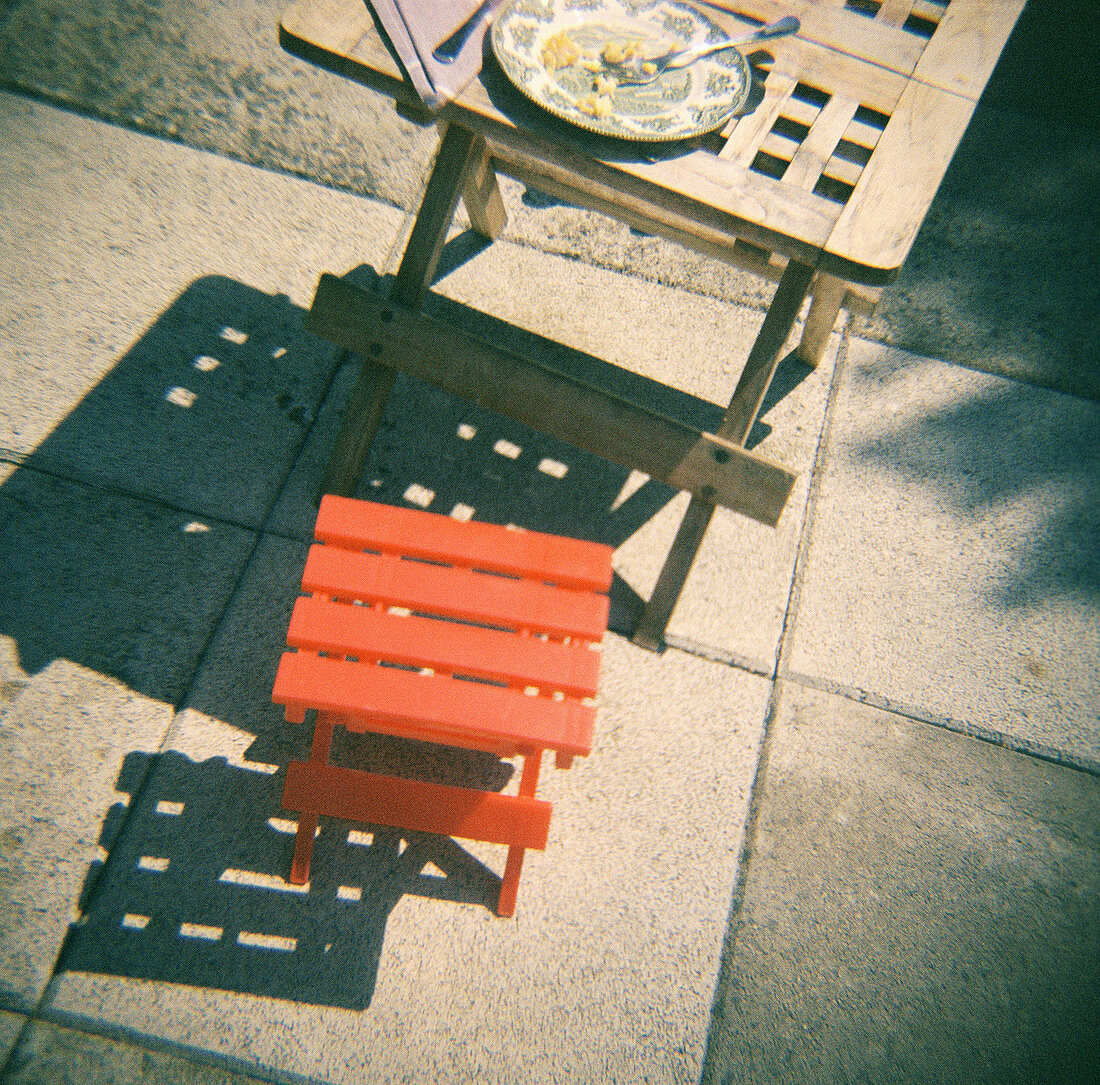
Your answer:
(280, 0), (1025, 648)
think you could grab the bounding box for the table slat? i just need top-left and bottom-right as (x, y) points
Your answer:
(823, 76), (977, 280)
(911, 0), (1025, 98)
(783, 94), (861, 190)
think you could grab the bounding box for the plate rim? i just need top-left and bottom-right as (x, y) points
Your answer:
(489, 0), (751, 143)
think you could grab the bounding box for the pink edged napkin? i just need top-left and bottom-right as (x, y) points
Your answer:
(369, 0), (503, 110)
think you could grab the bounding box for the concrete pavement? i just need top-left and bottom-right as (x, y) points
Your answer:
(2, 1), (1099, 1081)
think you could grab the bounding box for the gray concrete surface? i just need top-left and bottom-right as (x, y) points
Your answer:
(0, 1014), (23, 1072)
(701, 682), (1100, 1085)
(1, 1), (1099, 1080)
(4, 1022), (271, 1085)
(785, 338), (1100, 772)
(0, 92), (405, 527)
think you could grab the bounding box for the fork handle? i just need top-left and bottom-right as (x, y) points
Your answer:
(670, 15), (800, 70)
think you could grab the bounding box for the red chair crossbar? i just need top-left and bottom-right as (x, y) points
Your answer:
(272, 496), (614, 916)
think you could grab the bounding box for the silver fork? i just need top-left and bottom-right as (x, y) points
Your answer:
(603, 15), (799, 86)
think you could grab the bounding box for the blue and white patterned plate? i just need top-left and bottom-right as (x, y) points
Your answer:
(490, 0), (750, 141)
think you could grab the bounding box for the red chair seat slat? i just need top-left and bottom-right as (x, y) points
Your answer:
(301, 544), (610, 642)
(315, 494), (614, 591)
(273, 651), (596, 758)
(287, 595), (601, 699)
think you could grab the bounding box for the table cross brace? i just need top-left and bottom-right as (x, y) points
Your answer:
(306, 272), (796, 526)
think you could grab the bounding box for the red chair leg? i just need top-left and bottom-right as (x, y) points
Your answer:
(289, 811), (318, 885)
(286, 711), (335, 885)
(496, 749), (542, 915)
(498, 845), (525, 917)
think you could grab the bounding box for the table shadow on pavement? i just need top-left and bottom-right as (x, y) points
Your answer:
(853, 0), (1100, 402)
(0, 267), (727, 714)
(0, 275), (539, 1008)
(60, 746), (510, 1011)
(846, 354), (1100, 609)
(0, 276), (345, 718)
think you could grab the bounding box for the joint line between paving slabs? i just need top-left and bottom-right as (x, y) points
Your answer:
(696, 676), (788, 1085)
(0, 457), (264, 538)
(663, 634), (773, 679)
(773, 327), (853, 685)
(697, 326), (852, 1085)
(23, 1003), (316, 1085)
(785, 669), (1100, 779)
(766, 332), (1100, 781)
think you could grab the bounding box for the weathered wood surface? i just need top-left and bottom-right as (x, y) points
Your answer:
(281, 0), (1025, 645)
(280, 0), (1023, 286)
(306, 273), (797, 526)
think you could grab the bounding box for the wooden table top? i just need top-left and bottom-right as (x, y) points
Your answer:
(280, 0), (1025, 286)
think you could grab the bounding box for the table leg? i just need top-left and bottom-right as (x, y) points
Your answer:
(796, 272), (848, 368)
(462, 136), (507, 241)
(632, 260), (815, 650)
(319, 124), (488, 498)
(319, 358), (398, 498)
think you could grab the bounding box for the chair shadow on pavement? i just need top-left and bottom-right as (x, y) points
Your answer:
(0, 275), (339, 710)
(62, 747), (509, 1011)
(0, 270), (691, 715)
(2, 255), (1095, 1011)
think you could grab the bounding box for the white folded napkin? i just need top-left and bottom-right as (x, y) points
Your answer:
(370, 0), (500, 110)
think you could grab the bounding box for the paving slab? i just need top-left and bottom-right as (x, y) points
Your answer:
(702, 680), (1100, 1085)
(786, 339), (1100, 770)
(44, 534), (770, 1084)
(0, 662), (174, 1013)
(0, 474), (257, 1010)
(0, 0), (785, 319)
(0, 92), (404, 527)
(0, 1011), (26, 1069)
(3, 1021), (272, 1085)
(0, 470), (257, 710)
(0, 0), (435, 209)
